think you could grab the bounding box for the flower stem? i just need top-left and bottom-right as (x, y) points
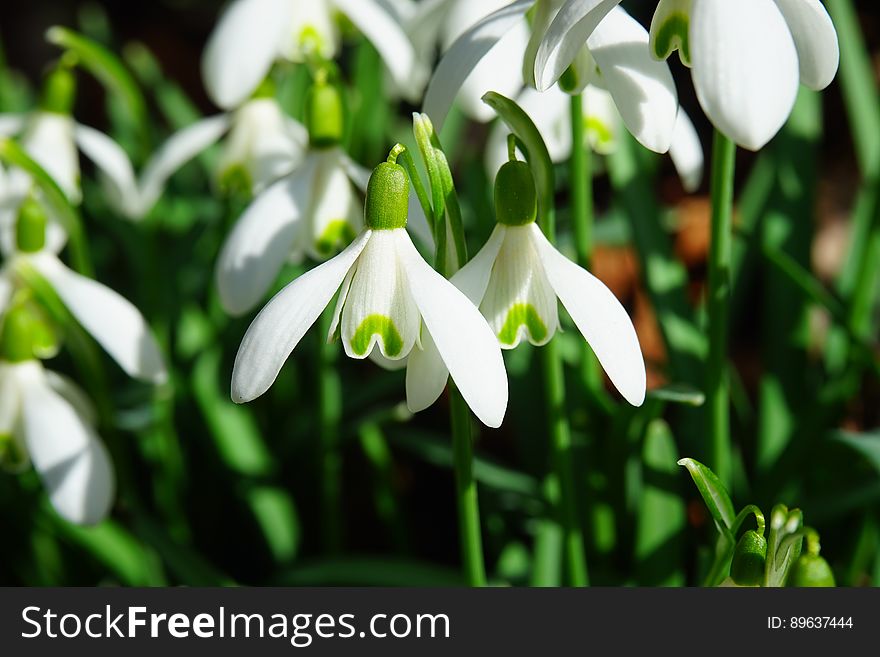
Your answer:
(706, 130), (736, 487)
(317, 307), (343, 553)
(450, 383), (487, 586)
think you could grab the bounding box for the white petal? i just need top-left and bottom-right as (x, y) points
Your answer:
(340, 153), (371, 192)
(583, 84), (621, 155)
(450, 223), (507, 304)
(533, 0), (622, 92)
(396, 230), (508, 427)
(405, 324), (449, 412)
(340, 230), (420, 360)
(773, 0), (839, 90)
(691, 0), (799, 150)
(21, 366), (113, 525)
(138, 114), (231, 217)
(73, 123), (140, 219)
(333, 0), (425, 101)
(422, 0), (533, 131)
(0, 113), (26, 136)
(30, 253), (167, 384)
(216, 159), (316, 316)
(21, 112), (80, 202)
(231, 230), (372, 403)
(43, 370), (98, 426)
(531, 224), (645, 405)
(669, 108), (703, 192)
(369, 345), (409, 371)
(201, 0), (293, 109)
(304, 149), (362, 261)
(405, 187), (434, 249)
(587, 6), (677, 153)
(479, 225), (559, 348)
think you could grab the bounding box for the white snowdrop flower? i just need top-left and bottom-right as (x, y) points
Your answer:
(0, 198), (167, 385)
(0, 357), (113, 525)
(201, 0), (423, 109)
(408, 157), (646, 412)
(231, 155), (508, 428)
(423, 1), (678, 154)
(649, 0), (839, 150)
(485, 85), (704, 192)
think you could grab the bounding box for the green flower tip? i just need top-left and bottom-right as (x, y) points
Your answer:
(40, 65), (77, 115)
(494, 159), (537, 227)
(730, 530), (767, 587)
(305, 78), (344, 149)
(365, 159), (409, 231)
(16, 197), (47, 254)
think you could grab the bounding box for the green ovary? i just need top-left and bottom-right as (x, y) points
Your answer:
(315, 220), (355, 257)
(497, 303), (548, 346)
(653, 14), (690, 64)
(350, 314), (404, 357)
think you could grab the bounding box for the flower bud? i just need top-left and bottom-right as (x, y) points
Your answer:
(0, 305), (36, 363)
(16, 197), (47, 254)
(364, 161), (408, 231)
(305, 80), (344, 149)
(40, 65), (77, 115)
(789, 554), (835, 587)
(730, 530), (767, 586)
(494, 160), (537, 227)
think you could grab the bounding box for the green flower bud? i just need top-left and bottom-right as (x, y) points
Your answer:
(495, 160), (537, 227)
(0, 305), (36, 363)
(364, 161), (408, 231)
(40, 66), (77, 115)
(789, 554), (835, 587)
(16, 197), (47, 253)
(305, 80), (344, 149)
(730, 530), (767, 586)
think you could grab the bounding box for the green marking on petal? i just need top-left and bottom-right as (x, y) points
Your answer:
(315, 219), (356, 257)
(497, 303), (548, 346)
(652, 14), (690, 66)
(351, 314), (404, 357)
(299, 26), (325, 55)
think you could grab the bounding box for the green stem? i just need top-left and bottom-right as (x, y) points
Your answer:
(317, 308), (343, 553)
(450, 385), (487, 586)
(706, 130), (736, 488)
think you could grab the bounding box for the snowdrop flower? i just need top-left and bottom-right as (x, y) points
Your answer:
(0, 197), (167, 385)
(649, 0), (839, 150)
(232, 152), (508, 427)
(215, 80), (367, 316)
(0, 355), (113, 525)
(424, 1), (677, 154)
(411, 154), (646, 411)
(202, 0), (423, 109)
(486, 85), (704, 192)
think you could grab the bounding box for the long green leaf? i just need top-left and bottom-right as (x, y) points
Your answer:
(678, 457), (735, 532)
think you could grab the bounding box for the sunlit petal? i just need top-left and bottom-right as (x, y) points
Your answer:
(773, 0), (839, 90)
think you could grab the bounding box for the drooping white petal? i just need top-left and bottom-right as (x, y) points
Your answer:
(216, 159), (317, 316)
(669, 108), (703, 192)
(479, 225), (559, 348)
(303, 149), (362, 261)
(21, 112), (80, 202)
(369, 344), (409, 371)
(340, 154), (371, 192)
(587, 6), (678, 153)
(396, 230), (508, 427)
(450, 223), (507, 304)
(530, 224), (645, 405)
(340, 230), (420, 360)
(533, 0), (622, 92)
(30, 253), (167, 384)
(406, 324), (450, 412)
(217, 99), (305, 195)
(201, 0), (293, 109)
(0, 113), (26, 136)
(231, 230), (372, 403)
(423, 0), (534, 131)
(334, 0), (426, 101)
(43, 370), (98, 426)
(773, 0), (839, 90)
(73, 123), (140, 219)
(19, 363), (113, 525)
(137, 114), (231, 217)
(691, 0), (799, 150)
(522, 0), (563, 88)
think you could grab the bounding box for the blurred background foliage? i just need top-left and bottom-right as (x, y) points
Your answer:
(0, 0), (877, 586)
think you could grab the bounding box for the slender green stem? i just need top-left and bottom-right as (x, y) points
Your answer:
(317, 308), (343, 553)
(706, 130), (736, 488)
(450, 385), (487, 586)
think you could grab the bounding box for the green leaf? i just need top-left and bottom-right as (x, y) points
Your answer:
(648, 384), (706, 407)
(678, 457), (735, 532)
(481, 91), (555, 232)
(829, 429), (880, 474)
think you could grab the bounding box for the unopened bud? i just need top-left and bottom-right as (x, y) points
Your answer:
(16, 197), (47, 254)
(40, 65), (77, 115)
(789, 554), (835, 587)
(305, 79), (344, 149)
(730, 530), (767, 586)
